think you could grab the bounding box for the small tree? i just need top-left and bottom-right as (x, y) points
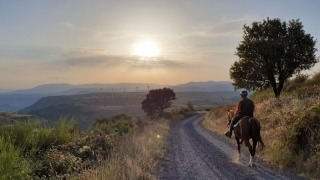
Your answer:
(141, 88), (176, 119)
(231, 18), (318, 98)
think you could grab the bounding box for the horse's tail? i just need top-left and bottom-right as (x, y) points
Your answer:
(251, 118), (265, 150)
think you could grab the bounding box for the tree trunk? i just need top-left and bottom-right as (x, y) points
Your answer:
(271, 84), (279, 98)
(268, 73), (280, 98)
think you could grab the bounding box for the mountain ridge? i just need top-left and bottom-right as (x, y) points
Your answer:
(0, 81), (235, 112)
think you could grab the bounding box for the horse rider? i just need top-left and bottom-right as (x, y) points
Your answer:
(225, 90), (255, 138)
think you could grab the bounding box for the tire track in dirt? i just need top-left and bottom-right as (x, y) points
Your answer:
(158, 115), (306, 180)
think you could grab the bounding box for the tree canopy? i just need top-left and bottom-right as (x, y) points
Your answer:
(141, 88), (176, 119)
(230, 18), (318, 97)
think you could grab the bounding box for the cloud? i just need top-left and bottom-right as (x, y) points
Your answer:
(192, 16), (258, 37)
(59, 22), (137, 42)
(59, 48), (188, 69)
(128, 56), (189, 69)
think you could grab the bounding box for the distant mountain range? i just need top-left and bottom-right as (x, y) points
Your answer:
(0, 81), (235, 112)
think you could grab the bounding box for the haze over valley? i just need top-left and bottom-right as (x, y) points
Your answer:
(0, 81), (238, 127)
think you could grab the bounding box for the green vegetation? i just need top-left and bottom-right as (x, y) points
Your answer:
(204, 71), (320, 178)
(141, 88), (176, 119)
(0, 112), (37, 125)
(0, 136), (31, 179)
(93, 114), (135, 135)
(79, 120), (170, 180)
(0, 103), (197, 179)
(0, 114), (135, 179)
(231, 18), (318, 98)
(164, 102), (197, 122)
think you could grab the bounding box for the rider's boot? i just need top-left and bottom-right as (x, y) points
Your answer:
(225, 119), (236, 138)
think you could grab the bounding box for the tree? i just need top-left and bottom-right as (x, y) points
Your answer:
(230, 18), (318, 98)
(141, 88), (176, 118)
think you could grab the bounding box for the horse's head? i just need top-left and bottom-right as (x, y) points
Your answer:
(227, 108), (235, 125)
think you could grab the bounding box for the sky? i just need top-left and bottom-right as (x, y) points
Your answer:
(1, 0), (320, 89)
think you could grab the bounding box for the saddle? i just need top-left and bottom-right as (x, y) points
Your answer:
(233, 116), (252, 128)
(233, 119), (241, 128)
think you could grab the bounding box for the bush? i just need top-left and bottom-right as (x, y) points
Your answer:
(50, 116), (80, 146)
(251, 88), (275, 102)
(164, 104), (197, 122)
(290, 104), (320, 157)
(92, 114), (134, 135)
(283, 73), (309, 92)
(306, 71), (320, 85)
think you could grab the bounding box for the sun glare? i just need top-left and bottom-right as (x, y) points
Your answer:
(133, 40), (160, 57)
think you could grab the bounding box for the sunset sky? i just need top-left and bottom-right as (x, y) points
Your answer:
(1, 0), (320, 89)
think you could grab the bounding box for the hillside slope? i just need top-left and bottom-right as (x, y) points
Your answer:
(203, 72), (320, 178)
(19, 91), (240, 128)
(0, 112), (38, 125)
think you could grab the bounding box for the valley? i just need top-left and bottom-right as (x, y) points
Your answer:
(19, 91), (239, 128)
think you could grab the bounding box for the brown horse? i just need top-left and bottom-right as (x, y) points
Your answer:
(227, 110), (265, 167)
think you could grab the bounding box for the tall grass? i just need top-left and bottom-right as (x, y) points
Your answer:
(78, 120), (170, 180)
(0, 137), (31, 179)
(0, 117), (81, 179)
(203, 87), (320, 178)
(202, 105), (233, 134)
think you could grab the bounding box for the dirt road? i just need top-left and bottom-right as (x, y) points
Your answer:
(158, 115), (305, 180)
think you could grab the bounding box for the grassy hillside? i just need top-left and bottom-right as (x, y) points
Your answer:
(0, 105), (195, 179)
(0, 112), (39, 125)
(20, 91), (239, 128)
(203, 71), (320, 178)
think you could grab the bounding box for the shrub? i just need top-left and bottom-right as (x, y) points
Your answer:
(92, 114), (134, 135)
(164, 105), (197, 122)
(290, 104), (320, 157)
(283, 73), (309, 92)
(306, 71), (320, 85)
(251, 88), (275, 102)
(50, 116), (80, 146)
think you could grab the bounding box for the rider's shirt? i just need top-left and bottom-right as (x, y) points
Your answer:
(237, 98), (255, 117)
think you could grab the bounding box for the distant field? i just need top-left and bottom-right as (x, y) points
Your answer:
(0, 112), (38, 125)
(20, 91), (239, 128)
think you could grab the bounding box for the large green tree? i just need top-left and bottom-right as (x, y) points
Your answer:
(141, 88), (176, 119)
(230, 18), (318, 97)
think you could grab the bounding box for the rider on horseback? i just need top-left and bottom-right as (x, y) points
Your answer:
(225, 90), (255, 138)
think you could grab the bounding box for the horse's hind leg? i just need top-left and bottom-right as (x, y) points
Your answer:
(252, 139), (257, 157)
(236, 137), (241, 161)
(244, 140), (254, 167)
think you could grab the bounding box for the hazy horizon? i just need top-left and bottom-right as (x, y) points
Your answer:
(1, 80), (234, 91)
(1, 0), (320, 89)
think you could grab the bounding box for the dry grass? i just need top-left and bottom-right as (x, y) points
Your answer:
(76, 120), (170, 180)
(203, 93), (320, 178)
(203, 105), (235, 134)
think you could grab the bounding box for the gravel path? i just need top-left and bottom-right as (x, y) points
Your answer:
(158, 115), (306, 180)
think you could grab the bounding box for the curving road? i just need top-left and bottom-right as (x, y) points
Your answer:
(158, 115), (305, 180)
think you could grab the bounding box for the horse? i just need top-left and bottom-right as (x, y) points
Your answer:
(227, 109), (265, 167)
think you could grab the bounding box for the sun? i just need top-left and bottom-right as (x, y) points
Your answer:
(133, 40), (160, 57)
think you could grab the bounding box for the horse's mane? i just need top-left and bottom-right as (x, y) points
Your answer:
(227, 109), (235, 118)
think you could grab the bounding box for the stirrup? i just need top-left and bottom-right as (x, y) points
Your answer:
(224, 131), (231, 138)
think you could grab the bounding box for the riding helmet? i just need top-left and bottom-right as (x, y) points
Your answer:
(240, 90), (248, 96)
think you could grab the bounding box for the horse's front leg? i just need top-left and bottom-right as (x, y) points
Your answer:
(236, 137), (241, 161)
(244, 140), (254, 167)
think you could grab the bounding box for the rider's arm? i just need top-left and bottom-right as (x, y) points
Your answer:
(235, 102), (241, 116)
